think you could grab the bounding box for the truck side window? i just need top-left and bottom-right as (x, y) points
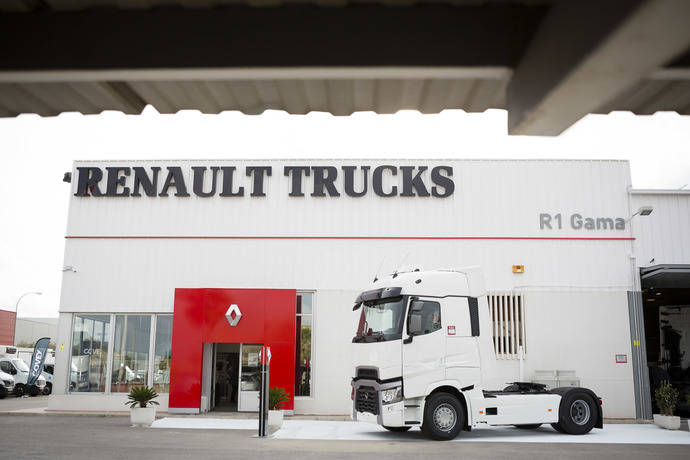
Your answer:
(408, 300), (442, 336)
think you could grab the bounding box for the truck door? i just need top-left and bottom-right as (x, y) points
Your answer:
(402, 298), (446, 398)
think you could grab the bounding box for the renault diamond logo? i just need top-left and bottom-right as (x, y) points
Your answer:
(225, 304), (242, 327)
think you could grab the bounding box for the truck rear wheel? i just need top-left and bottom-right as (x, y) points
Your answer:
(421, 392), (464, 440)
(383, 426), (412, 432)
(554, 392), (598, 435)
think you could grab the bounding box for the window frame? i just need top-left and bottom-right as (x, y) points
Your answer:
(294, 290), (315, 400)
(151, 314), (173, 394)
(68, 313), (113, 395)
(406, 299), (442, 337)
(67, 312), (173, 395)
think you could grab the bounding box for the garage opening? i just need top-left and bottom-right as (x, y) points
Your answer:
(640, 265), (690, 417)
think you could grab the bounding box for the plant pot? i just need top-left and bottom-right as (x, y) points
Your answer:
(653, 414), (681, 430)
(268, 410), (284, 432)
(130, 406), (156, 427)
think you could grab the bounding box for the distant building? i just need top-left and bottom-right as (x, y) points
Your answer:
(0, 308), (57, 346)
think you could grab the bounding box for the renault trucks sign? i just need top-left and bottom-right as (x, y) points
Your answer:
(72, 165), (455, 198)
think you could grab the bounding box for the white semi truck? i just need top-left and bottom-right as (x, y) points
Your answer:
(351, 267), (602, 440)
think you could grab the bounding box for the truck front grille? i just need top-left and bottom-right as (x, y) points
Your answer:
(355, 386), (379, 415)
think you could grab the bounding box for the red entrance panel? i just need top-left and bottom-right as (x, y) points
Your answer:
(169, 288), (297, 411)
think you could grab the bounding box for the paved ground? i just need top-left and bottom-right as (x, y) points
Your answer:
(0, 394), (51, 412)
(1, 415), (688, 460)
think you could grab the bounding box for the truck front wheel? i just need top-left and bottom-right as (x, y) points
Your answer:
(553, 392), (598, 435)
(421, 392), (465, 440)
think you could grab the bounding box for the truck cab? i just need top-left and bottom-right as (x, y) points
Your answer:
(351, 267), (602, 440)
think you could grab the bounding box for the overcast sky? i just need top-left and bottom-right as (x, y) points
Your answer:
(1, 108), (689, 318)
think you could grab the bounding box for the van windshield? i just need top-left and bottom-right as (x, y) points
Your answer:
(353, 296), (407, 343)
(12, 359), (29, 372)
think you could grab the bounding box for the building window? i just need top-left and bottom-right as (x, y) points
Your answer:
(295, 293), (313, 397)
(488, 292), (526, 359)
(70, 314), (110, 392)
(153, 315), (173, 393)
(111, 315), (151, 393)
(407, 300), (442, 336)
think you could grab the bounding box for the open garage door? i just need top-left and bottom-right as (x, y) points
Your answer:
(640, 265), (690, 418)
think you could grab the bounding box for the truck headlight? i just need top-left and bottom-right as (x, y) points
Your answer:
(381, 386), (402, 405)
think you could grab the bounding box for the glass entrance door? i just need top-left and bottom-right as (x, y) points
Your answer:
(238, 343), (262, 412)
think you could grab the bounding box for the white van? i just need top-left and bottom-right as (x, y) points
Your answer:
(41, 359), (55, 395)
(0, 357), (46, 396)
(0, 369), (14, 398)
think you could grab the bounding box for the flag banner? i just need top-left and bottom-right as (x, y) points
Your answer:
(27, 337), (50, 387)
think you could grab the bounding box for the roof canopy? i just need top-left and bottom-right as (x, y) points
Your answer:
(1, 0), (689, 135)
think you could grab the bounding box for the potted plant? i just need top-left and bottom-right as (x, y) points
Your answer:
(126, 386), (160, 427)
(653, 381), (680, 430)
(268, 387), (290, 431)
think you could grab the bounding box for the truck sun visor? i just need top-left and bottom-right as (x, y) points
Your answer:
(353, 286), (403, 310)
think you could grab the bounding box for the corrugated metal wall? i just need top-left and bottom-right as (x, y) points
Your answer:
(61, 159), (634, 311)
(631, 190), (690, 267)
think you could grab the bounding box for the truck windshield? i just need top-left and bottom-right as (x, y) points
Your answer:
(353, 296), (407, 342)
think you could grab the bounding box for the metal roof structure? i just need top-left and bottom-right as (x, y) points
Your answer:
(1, 0), (689, 135)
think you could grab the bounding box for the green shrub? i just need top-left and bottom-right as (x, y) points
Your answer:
(655, 381), (678, 416)
(269, 387), (290, 410)
(125, 386), (160, 409)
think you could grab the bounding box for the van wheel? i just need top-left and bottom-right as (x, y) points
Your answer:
(14, 384), (25, 397)
(383, 426), (412, 432)
(43, 383), (52, 395)
(556, 392), (597, 435)
(514, 424), (541, 429)
(421, 392), (465, 440)
(29, 385), (40, 397)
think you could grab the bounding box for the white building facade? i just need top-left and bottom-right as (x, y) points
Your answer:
(49, 159), (689, 419)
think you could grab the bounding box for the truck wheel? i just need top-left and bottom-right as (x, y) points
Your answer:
(0, 387), (6, 399)
(421, 392), (464, 440)
(556, 392), (598, 435)
(551, 423), (567, 433)
(28, 385), (40, 397)
(14, 384), (25, 397)
(383, 426), (412, 432)
(43, 383), (52, 395)
(514, 424), (541, 429)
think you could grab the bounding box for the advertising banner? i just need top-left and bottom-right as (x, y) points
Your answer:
(26, 337), (50, 387)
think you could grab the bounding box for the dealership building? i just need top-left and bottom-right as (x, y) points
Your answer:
(47, 159), (690, 419)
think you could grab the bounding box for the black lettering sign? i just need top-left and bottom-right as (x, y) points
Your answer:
(73, 164), (455, 199)
(159, 167), (190, 197)
(246, 166), (272, 197)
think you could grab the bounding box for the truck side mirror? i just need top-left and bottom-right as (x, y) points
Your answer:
(408, 313), (422, 336)
(410, 300), (424, 312)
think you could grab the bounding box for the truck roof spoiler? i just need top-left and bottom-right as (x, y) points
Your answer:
(353, 286), (403, 310)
